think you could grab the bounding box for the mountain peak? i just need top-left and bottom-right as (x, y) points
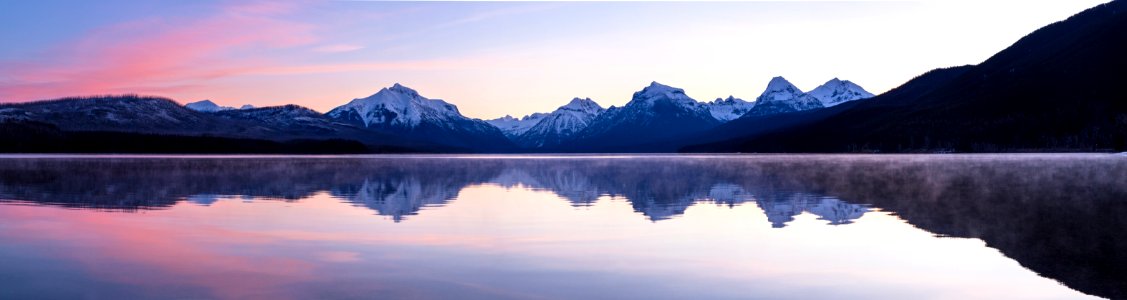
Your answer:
(745, 76), (823, 117)
(705, 95), (753, 121)
(642, 81), (679, 93)
(328, 84), (465, 128)
(567, 97), (593, 105)
(631, 81), (695, 107)
(487, 98), (603, 140)
(510, 97), (610, 148)
(386, 83), (420, 96)
(486, 112), (545, 137)
(807, 78), (875, 107)
(764, 76), (799, 93)
(185, 99), (236, 112)
(712, 95), (744, 104)
(562, 97), (603, 112)
(757, 76), (806, 102)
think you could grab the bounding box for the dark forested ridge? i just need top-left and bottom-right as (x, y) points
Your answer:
(0, 96), (434, 153)
(685, 1), (1127, 153)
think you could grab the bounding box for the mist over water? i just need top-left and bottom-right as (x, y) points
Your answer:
(0, 154), (1124, 299)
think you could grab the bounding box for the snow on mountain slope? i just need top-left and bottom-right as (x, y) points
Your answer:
(326, 83), (469, 129)
(185, 100), (234, 112)
(326, 83), (513, 150)
(185, 100), (254, 112)
(760, 76), (807, 102)
(743, 76), (825, 117)
(629, 81), (704, 109)
(562, 82), (720, 150)
(515, 97), (605, 148)
(486, 113), (548, 137)
(805, 78), (875, 107)
(705, 96), (754, 121)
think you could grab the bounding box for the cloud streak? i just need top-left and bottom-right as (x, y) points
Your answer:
(0, 1), (318, 102)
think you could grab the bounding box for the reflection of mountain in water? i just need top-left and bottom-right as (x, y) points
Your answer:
(705, 184), (868, 227)
(491, 168), (602, 207)
(333, 178), (459, 222)
(2, 155), (1127, 298)
(483, 162), (868, 223)
(755, 193), (868, 228)
(0, 157), (869, 224)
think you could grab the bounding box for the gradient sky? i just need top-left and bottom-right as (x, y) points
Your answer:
(0, 0), (1110, 119)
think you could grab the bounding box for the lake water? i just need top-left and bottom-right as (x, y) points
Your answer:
(0, 154), (1125, 299)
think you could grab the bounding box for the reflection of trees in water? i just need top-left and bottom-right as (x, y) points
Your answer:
(2, 155), (1127, 298)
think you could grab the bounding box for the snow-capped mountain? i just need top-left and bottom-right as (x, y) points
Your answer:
(185, 100), (233, 112)
(743, 76), (824, 117)
(486, 113), (548, 137)
(327, 83), (467, 128)
(326, 83), (513, 150)
(705, 96), (754, 121)
(805, 78), (874, 107)
(185, 100), (253, 112)
(563, 82), (720, 151)
(514, 97), (605, 148)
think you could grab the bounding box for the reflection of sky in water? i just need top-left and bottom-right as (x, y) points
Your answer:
(0, 154), (1123, 299)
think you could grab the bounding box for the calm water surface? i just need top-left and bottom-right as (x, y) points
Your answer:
(1, 154), (1125, 299)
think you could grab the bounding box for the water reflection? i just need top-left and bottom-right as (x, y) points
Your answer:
(0, 157), (877, 226)
(0, 155), (1125, 299)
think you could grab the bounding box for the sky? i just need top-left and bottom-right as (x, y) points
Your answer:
(0, 0), (1111, 119)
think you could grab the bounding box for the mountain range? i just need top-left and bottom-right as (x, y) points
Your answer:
(1, 0), (1124, 153)
(0, 75), (867, 153)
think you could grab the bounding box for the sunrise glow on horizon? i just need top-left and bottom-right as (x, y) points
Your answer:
(0, 0), (1109, 119)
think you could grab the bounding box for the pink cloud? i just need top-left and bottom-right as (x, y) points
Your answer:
(0, 1), (318, 102)
(312, 44), (366, 53)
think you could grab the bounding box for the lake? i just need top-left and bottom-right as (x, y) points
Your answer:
(0, 154), (1124, 299)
